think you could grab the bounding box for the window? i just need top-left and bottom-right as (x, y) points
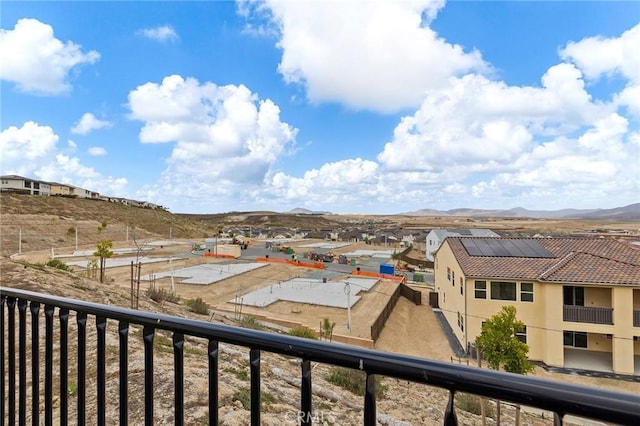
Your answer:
(460, 277), (464, 295)
(521, 282), (534, 302)
(447, 267), (450, 281)
(457, 312), (464, 331)
(563, 286), (584, 306)
(474, 281), (487, 299)
(563, 331), (587, 348)
(452, 270), (455, 286)
(490, 281), (516, 301)
(516, 326), (527, 344)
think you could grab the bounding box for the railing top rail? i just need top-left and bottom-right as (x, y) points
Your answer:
(3, 286), (639, 424)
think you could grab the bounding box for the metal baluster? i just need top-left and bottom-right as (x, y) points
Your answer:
(173, 333), (184, 426)
(30, 302), (41, 426)
(250, 348), (261, 425)
(7, 297), (16, 426)
(96, 316), (106, 426)
(118, 321), (129, 426)
(300, 359), (312, 426)
(44, 305), (54, 426)
(143, 326), (155, 425)
(18, 298), (27, 426)
(443, 390), (458, 426)
(59, 308), (69, 426)
(364, 373), (376, 426)
(208, 340), (219, 426)
(77, 312), (87, 425)
(1, 295), (6, 426)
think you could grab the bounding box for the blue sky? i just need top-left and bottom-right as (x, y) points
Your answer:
(1, 1), (638, 214)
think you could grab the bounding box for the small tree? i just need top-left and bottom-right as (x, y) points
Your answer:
(475, 305), (533, 374)
(94, 240), (114, 283)
(320, 317), (336, 341)
(475, 305), (533, 425)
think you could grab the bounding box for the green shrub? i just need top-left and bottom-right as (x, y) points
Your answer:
(288, 326), (318, 339)
(146, 285), (180, 303)
(326, 367), (387, 398)
(413, 273), (424, 282)
(67, 226), (76, 236)
(455, 393), (495, 418)
(232, 388), (275, 410)
(239, 315), (263, 330)
(186, 297), (209, 315)
(46, 258), (70, 271)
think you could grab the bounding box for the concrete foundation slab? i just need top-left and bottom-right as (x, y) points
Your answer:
(232, 277), (379, 308)
(141, 262), (268, 285)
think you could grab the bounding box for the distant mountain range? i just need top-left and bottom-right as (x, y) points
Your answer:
(289, 207), (332, 215)
(404, 203), (640, 221)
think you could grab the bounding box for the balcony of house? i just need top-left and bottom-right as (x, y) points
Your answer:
(563, 285), (613, 325)
(2, 287), (640, 425)
(563, 331), (614, 373)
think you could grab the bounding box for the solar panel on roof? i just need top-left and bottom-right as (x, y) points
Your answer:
(461, 239), (556, 258)
(461, 239), (483, 256)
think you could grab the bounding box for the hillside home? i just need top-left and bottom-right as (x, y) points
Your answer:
(434, 237), (640, 375)
(0, 175), (50, 196)
(49, 182), (73, 196)
(426, 229), (500, 261)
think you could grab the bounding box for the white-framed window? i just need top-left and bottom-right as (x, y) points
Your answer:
(460, 277), (464, 295)
(457, 312), (464, 331)
(521, 282), (534, 302)
(474, 281), (487, 299)
(491, 281), (516, 301)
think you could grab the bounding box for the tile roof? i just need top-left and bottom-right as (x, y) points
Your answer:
(446, 237), (640, 286)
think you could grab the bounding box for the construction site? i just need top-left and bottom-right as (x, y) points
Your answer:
(44, 237), (429, 349)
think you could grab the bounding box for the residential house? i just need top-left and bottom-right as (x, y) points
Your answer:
(49, 182), (74, 196)
(426, 229), (500, 261)
(434, 237), (640, 375)
(0, 175), (50, 196)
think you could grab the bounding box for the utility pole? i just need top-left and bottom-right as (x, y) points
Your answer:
(344, 281), (352, 334)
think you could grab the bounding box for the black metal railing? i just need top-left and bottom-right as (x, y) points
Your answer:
(563, 305), (613, 325)
(2, 287), (640, 426)
(634, 310), (640, 327)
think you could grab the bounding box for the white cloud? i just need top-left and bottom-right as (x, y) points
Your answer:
(138, 25), (179, 42)
(0, 18), (99, 95)
(262, 29), (638, 212)
(127, 75), (297, 207)
(71, 113), (113, 135)
(560, 24), (640, 83)
(67, 139), (77, 150)
(88, 146), (107, 156)
(247, 0), (487, 112)
(0, 121), (127, 196)
(0, 122), (58, 175)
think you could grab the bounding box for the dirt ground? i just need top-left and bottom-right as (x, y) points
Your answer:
(11, 238), (640, 398)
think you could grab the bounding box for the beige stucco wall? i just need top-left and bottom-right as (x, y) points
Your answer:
(585, 286), (612, 308)
(436, 240), (640, 375)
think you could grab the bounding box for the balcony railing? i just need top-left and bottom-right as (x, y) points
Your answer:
(3, 287), (639, 425)
(634, 310), (640, 327)
(563, 305), (613, 325)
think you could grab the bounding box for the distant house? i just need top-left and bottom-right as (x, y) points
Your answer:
(49, 182), (73, 196)
(426, 229), (500, 261)
(0, 175), (50, 196)
(435, 236), (640, 375)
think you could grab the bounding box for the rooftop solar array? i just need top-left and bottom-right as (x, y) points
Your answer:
(461, 239), (556, 258)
